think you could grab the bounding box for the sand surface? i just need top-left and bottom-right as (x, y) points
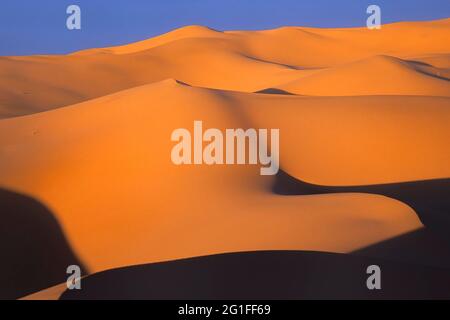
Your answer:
(0, 18), (449, 299)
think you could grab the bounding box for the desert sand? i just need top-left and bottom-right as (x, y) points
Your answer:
(0, 18), (449, 299)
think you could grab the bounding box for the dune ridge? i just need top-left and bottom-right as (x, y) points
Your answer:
(0, 80), (424, 273)
(276, 55), (450, 96)
(58, 250), (450, 300)
(0, 18), (449, 299)
(1, 18), (449, 118)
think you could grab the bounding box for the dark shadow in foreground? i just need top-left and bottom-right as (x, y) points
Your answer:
(352, 228), (450, 268)
(60, 250), (450, 300)
(0, 188), (87, 299)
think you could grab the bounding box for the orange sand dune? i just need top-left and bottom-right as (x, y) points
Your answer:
(276, 55), (450, 96)
(226, 18), (450, 68)
(20, 282), (70, 301)
(236, 92), (450, 185)
(0, 80), (422, 273)
(73, 25), (224, 55)
(413, 53), (450, 69)
(0, 19), (449, 298)
(0, 19), (449, 118)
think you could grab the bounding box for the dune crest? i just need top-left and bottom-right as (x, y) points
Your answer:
(0, 80), (423, 274)
(1, 19), (449, 118)
(0, 18), (449, 299)
(73, 25), (223, 56)
(276, 55), (450, 96)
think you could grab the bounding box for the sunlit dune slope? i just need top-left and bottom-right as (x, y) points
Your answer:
(20, 282), (69, 301)
(0, 19), (449, 117)
(73, 25), (223, 55)
(226, 18), (450, 68)
(1, 19), (449, 299)
(0, 80), (422, 273)
(237, 93), (450, 185)
(414, 53), (450, 69)
(277, 55), (450, 96)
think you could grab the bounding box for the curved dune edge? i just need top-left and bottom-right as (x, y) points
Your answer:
(1, 18), (449, 299)
(26, 250), (450, 300)
(1, 80), (448, 185)
(276, 55), (450, 96)
(0, 80), (425, 278)
(273, 170), (450, 242)
(0, 79), (450, 186)
(20, 282), (69, 300)
(0, 19), (449, 117)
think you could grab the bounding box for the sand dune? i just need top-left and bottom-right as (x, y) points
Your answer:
(1, 19), (449, 118)
(236, 92), (450, 185)
(0, 80), (422, 275)
(24, 249), (450, 300)
(0, 18), (449, 299)
(73, 25), (224, 55)
(414, 53), (450, 69)
(59, 251), (450, 300)
(276, 55), (450, 96)
(20, 282), (71, 301)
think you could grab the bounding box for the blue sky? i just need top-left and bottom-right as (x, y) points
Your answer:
(0, 0), (449, 56)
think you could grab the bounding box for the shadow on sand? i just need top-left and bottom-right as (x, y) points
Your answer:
(353, 228), (450, 268)
(60, 250), (450, 300)
(255, 88), (295, 95)
(273, 170), (450, 240)
(58, 171), (450, 299)
(272, 170), (450, 269)
(0, 188), (86, 299)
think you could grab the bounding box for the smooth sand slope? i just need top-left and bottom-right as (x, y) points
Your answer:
(277, 55), (450, 96)
(0, 80), (423, 273)
(0, 19), (449, 117)
(0, 18), (449, 298)
(238, 93), (450, 185)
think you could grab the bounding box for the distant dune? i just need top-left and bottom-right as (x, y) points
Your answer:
(0, 18), (449, 299)
(277, 55), (450, 96)
(0, 18), (449, 117)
